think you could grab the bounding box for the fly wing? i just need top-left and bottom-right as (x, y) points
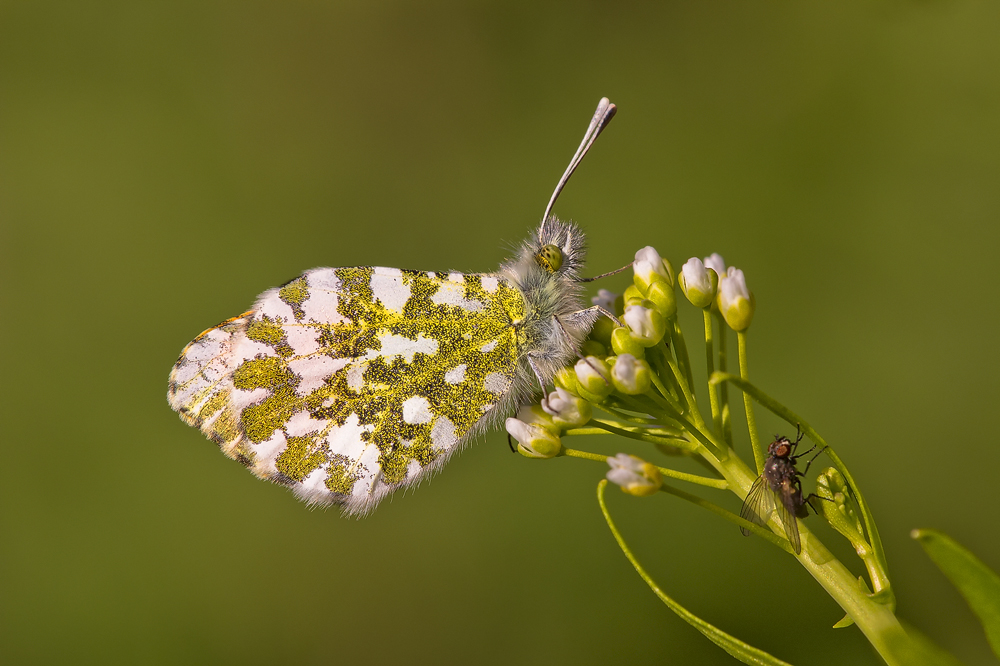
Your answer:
(775, 486), (802, 554)
(739, 475), (775, 536)
(168, 266), (527, 515)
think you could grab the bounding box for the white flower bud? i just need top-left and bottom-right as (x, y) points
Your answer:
(513, 404), (558, 432)
(574, 356), (613, 398)
(717, 267), (754, 331)
(622, 304), (666, 347)
(679, 257), (718, 309)
(610, 353), (652, 395)
(543, 387), (592, 428)
(703, 253), (727, 278)
(633, 246), (672, 294)
(591, 289), (619, 313)
(506, 417), (562, 459)
(606, 453), (662, 496)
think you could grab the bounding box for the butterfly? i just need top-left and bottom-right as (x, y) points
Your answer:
(167, 98), (619, 515)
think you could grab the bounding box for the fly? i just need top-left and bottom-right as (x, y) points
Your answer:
(739, 426), (825, 554)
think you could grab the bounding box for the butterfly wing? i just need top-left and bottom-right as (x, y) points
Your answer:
(739, 475), (776, 537)
(168, 266), (527, 515)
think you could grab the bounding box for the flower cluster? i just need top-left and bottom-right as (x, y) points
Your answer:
(506, 247), (756, 459)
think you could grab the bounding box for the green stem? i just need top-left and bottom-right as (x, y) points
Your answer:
(716, 316), (733, 446)
(586, 419), (699, 454)
(709, 371), (892, 603)
(598, 480), (795, 666)
(671, 319), (697, 393)
(659, 341), (708, 431)
(698, 453), (935, 666)
(704, 310), (723, 439)
(737, 331), (765, 474)
(616, 396), (725, 462)
(658, 483), (788, 550)
(562, 448), (728, 489)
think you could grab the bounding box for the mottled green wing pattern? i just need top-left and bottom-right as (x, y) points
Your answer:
(168, 267), (526, 515)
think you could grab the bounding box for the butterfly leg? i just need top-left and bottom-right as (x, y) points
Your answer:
(553, 315), (610, 387)
(565, 304), (622, 328)
(526, 352), (552, 410)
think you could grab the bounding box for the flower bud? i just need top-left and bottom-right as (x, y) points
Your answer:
(645, 280), (677, 320)
(622, 284), (645, 306)
(606, 453), (662, 496)
(591, 289), (620, 314)
(679, 257), (718, 308)
(610, 353), (652, 395)
(506, 416), (562, 458)
(580, 339), (607, 358)
(610, 326), (645, 358)
(543, 387), (592, 429)
(574, 356), (613, 399)
(717, 267), (755, 331)
(513, 403), (559, 433)
(703, 253), (726, 278)
(633, 246), (673, 295)
(554, 367), (579, 395)
(589, 315), (616, 347)
(815, 467), (869, 556)
(623, 304), (666, 347)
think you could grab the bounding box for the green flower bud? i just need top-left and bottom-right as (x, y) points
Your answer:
(580, 339), (607, 358)
(645, 280), (677, 320)
(679, 257), (719, 308)
(574, 356), (613, 398)
(506, 415), (562, 458)
(610, 326), (645, 358)
(815, 467), (870, 556)
(543, 387), (593, 429)
(606, 453), (662, 496)
(610, 353), (652, 395)
(622, 284), (645, 306)
(717, 267), (755, 331)
(554, 367), (580, 395)
(588, 315), (616, 347)
(623, 304), (667, 347)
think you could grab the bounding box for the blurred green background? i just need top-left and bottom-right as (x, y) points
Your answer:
(2, 1), (999, 664)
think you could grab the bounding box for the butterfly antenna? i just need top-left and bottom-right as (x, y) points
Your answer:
(578, 261), (634, 283)
(540, 97), (617, 240)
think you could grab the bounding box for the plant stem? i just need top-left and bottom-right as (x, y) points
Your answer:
(737, 331), (765, 473)
(708, 454), (942, 666)
(703, 310), (724, 439)
(716, 316), (733, 446)
(563, 448), (728, 489)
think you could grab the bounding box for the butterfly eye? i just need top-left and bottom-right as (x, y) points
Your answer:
(536, 244), (564, 273)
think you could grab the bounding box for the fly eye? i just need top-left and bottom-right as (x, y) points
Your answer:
(535, 244), (564, 273)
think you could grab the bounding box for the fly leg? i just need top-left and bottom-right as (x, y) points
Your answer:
(798, 445), (828, 475)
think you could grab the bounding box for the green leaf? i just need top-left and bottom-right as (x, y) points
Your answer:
(913, 529), (1000, 659)
(598, 480), (795, 666)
